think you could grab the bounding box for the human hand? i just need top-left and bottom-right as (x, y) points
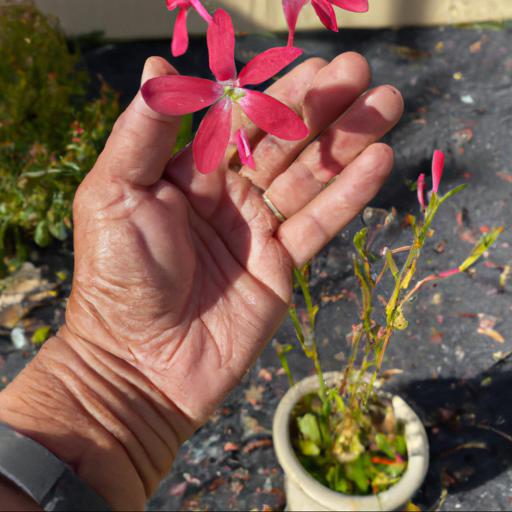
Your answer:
(0, 53), (403, 509)
(66, 53), (403, 424)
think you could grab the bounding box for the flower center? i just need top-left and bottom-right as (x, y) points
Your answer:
(223, 85), (245, 102)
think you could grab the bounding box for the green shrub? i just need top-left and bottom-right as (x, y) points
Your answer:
(0, 0), (119, 273)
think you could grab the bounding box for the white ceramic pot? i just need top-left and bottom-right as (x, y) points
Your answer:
(273, 372), (429, 512)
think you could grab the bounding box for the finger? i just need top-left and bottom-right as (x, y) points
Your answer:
(277, 143), (394, 267)
(264, 85), (404, 219)
(92, 57), (182, 187)
(166, 57), (327, 220)
(240, 52), (372, 190)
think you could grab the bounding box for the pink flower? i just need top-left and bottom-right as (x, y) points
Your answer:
(282, 0), (369, 46)
(432, 149), (445, 194)
(166, 0), (212, 57)
(143, 9), (309, 174)
(236, 128), (255, 169)
(417, 173), (426, 210)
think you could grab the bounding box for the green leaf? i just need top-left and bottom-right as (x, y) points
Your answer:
(375, 433), (395, 459)
(48, 221), (67, 241)
(172, 114), (193, 155)
(385, 250), (400, 282)
(298, 439), (321, 456)
(353, 228), (368, 259)
(288, 306), (306, 351)
(34, 220), (51, 247)
(31, 325), (51, 345)
(439, 184), (467, 205)
(394, 435), (407, 456)
(458, 227), (503, 272)
(297, 413), (321, 445)
(392, 306), (409, 330)
(345, 456), (370, 494)
(20, 170), (48, 178)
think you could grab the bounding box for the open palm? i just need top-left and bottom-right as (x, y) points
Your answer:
(64, 55), (403, 429)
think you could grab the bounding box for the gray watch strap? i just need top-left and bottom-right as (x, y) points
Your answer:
(0, 423), (111, 511)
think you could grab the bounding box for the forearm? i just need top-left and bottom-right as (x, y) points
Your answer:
(0, 330), (191, 510)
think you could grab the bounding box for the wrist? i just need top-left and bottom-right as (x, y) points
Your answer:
(0, 329), (191, 510)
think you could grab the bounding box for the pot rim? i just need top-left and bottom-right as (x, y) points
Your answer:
(272, 372), (429, 510)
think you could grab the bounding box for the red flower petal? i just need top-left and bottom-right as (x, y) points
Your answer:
(330, 0), (369, 12)
(236, 128), (255, 169)
(312, 0), (339, 32)
(432, 150), (445, 193)
(207, 9), (237, 82)
(189, 0), (213, 23)
(166, 0), (179, 10)
(239, 90), (309, 140)
(417, 173), (426, 210)
(142, 76), (221, 116)
(282, 0), (309, 46)
(193, 98), (233, 174)
(238, 46), (303, 87)
(171, 7), (189, 57)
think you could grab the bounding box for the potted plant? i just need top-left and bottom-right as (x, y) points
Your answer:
(272, 152), (502, 511)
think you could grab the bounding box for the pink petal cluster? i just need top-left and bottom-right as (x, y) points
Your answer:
(416, 150), (446, 209)
(417, 173), (426, 210)
(236, 128), (255, 169)
(432, 149), (445, 194)
(143, 9), (309, 174)
(282, 0), (369, 46)
(166, 0), (212, 57)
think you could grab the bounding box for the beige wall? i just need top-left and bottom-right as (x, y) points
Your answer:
(30, 0), (512, 38)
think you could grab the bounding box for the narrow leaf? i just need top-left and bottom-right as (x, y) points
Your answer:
(459, 227), (503, 272)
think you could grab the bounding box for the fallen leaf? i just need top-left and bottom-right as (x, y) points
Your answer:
(431, 293), (443, 305)
(477, 314), (505, 343)
(223, 442), (240, 452)
(469, 35), (488, 54)
(381, 369), (403, 381)
(258, 368), (272, 382)
(460, 230), (477, 244)
(478, 328), (505, 344)
(320, 291), (346, 303)
(391, 45), (430, 60)
(0, 263), (58, 328)
(431, 329), (443, 345)
(31, 325), (51, 345)
(244, 384), (264, 407)
(452, 127), (473, 146)
(243, 438), (273, 454)
(241, 413), (271, 439)
(435, 41), (445, 52)
(168, 482), (187, 497)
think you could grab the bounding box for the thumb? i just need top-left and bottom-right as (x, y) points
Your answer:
(95, 56), (182, 186)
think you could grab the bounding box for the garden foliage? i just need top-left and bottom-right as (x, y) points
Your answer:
(0, 1), (119, 273)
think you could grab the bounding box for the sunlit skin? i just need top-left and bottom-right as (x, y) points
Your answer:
(0, 53), (403, 510)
